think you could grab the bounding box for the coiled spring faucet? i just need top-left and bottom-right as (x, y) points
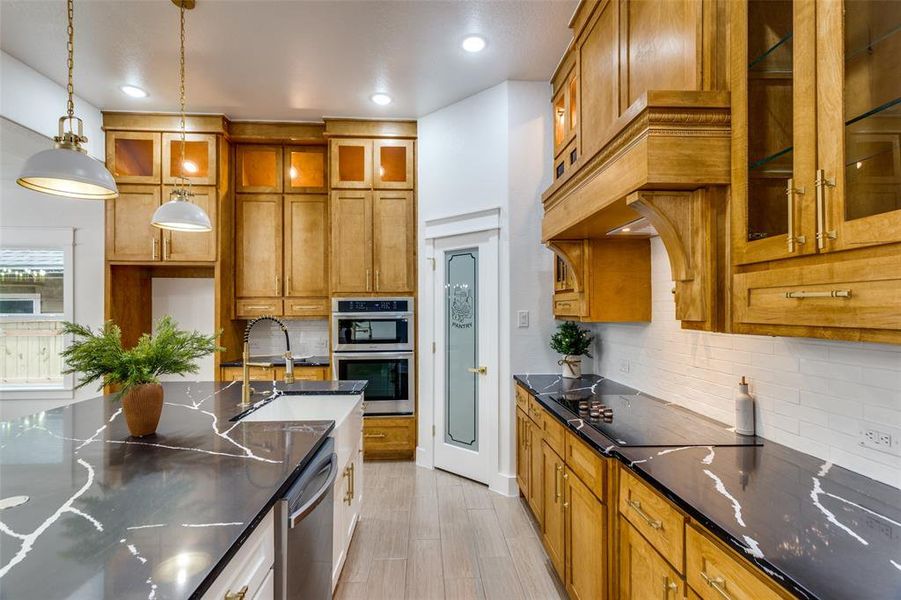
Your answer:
(241, 315), (294, 405)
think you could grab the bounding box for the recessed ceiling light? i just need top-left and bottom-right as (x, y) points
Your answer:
(370, 93), (392, 106)
(462, 35), (487, 53)
(120, 85), (148, 98)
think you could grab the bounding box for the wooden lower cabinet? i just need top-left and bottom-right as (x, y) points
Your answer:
(541, 440), (566, 579)
(564, 465), (606, 600)
(219, 365), (328, 382)
(619, 517), (684, 600)
(362, 416), (415, 460)
(516, 408), (530, 492)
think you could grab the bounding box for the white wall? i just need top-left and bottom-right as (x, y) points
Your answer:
(1, 51), (104, 158)
(589, 237), (901, 489)
(151, 278), (216, 382)
(417, 81), (559, 494)
(0, 54), (105, 419)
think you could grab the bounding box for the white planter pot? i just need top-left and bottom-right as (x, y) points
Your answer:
(561, 355), (582, 379)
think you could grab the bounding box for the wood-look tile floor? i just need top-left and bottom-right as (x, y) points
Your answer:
(334, 461), (568, 600)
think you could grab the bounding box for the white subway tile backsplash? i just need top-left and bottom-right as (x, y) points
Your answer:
(247, 318), (329, 357)
(589, 237), (901, 489)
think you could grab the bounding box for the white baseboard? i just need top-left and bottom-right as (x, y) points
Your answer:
(415, 446), (433, 469)
(490, 472), (518, 497)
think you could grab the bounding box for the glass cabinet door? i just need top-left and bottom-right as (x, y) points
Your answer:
(236, 145), (283, 193)
(732, 0), (817, 265)
(105, 131), (161, 184)
(329, 139), (373, 189)
(162, 132), (216, 186)
(372, 140), (414, 189)
(284, 146), (327, 193)
(817, 0), (901, 251)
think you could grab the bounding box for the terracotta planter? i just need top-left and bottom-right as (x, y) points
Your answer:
(121, 383), (164, 437)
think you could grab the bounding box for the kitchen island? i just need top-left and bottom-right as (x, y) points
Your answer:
(0, 380), (364, 600)
(514, 374), (901, 600)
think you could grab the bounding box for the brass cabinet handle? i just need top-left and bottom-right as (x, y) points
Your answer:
(163, 236), (170, 260)
(291, 304), (321, 311)
(375, 270), (380, 290)
(700, 571), (735, 600)
(224, 585), (249, 600)
(350, 461), (355, 501)
(366, 269), (371, 291)
(285, 276), (291, 295)
(151, 238), (159, 260)
(555, 464), (563, 501)
(815, 169), (837, 249)
(784, 289), (851, 299)
(785, 178), (806, 253)
(662, 576), (677, 599)
(275, 275), (281, 295)
(364, 433), (386, 439)
(244, 305), (274, 310)
(627, 498), (662, 530)
(467, 366), (488, 375)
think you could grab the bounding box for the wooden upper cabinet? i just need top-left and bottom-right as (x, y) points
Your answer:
(330, 139), (373, 189)
(564, 465), (606, 600)
(106, 131), (161, 184)
(284, 195), (329, 297)
(372, 191), (415, 293)
(578, 0), (619, 160)
(330, 190), (373, 293)
(284, 146), (327, 193)
(162, 133), (217, 186)
(106, 185), (161, 261)
(732, 0), (817, 265)
(236, 194), (283, 297)
(373, 140), (414, 189)
(816, 0), (901, 252)
(619, 517), (683, 600)
(162, 186), (217, 262)
(236, 145), (283, 193)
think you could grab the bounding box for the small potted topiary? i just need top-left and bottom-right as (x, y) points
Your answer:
(550, 320), (593, 379)
(61, 316), (221, 437)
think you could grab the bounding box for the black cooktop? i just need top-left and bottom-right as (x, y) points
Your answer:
(520, 374), (762, 448)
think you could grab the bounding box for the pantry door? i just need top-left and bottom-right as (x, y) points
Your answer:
(432, 229), (498, 484)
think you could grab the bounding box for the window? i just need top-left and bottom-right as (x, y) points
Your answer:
(0, 229), (74, 393)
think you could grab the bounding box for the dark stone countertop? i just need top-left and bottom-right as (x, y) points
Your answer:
(219, 354), (330, 368)
(0, 380), (363, 600)
(514, 374), (901, 600)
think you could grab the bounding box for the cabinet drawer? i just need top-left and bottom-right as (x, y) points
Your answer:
(363, 416), (415, 459)
(733, 255), (901, 331)
(532, 399), (565, 456)
(200, 509), (274, 600)
(553, 296), (582, 318)
(526, 396), (544, 426)
(564, 430), (606, 502)
(619, 468), (685, 573)
(236, 298), (283, 318)
(514, 383), (530, 411)
(283, 297), (329, 317)
(220, 366), (275, 382)
(686, 526), (787, 600)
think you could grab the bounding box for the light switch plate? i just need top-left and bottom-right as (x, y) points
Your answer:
(517, 310), (529, 328)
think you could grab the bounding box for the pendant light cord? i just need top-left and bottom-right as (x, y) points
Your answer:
(66, 0), (75, 120)
(178, 0), (190, 192)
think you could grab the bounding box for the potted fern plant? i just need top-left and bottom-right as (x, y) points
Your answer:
(550, 320), (593, 379)
(61, 316), (221, 437)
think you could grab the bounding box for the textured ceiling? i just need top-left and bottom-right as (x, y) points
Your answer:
(1, 0), (577, 121)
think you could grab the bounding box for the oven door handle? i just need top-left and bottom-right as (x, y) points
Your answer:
(334, 352), (414, 360)
(287, 452), (337, 528)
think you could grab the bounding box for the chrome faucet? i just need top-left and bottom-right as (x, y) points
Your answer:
(241, 315), (294, 405)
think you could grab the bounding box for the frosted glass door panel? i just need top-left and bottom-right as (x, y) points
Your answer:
(445, 248), (478, 450)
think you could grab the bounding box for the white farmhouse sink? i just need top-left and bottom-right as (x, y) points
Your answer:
(241, 393), (361, 429)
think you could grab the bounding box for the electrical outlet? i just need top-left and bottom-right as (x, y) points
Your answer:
(859, 426), (901, 456)
(618, 359), (630, 374)
(517, 310), (529, 328)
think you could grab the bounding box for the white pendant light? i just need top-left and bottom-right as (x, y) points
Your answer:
(151, 0), (212, 233)
(17, 0), (118, 200)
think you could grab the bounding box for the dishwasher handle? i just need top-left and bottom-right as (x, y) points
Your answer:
(287, 452), (337, 528)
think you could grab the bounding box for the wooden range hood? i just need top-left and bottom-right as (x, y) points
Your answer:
(542, 91), (731, 331)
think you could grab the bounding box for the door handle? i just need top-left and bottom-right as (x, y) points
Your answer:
(785, 178), (805, 253)
(467, 366), (488, 375)
(815, 169), (837, 250)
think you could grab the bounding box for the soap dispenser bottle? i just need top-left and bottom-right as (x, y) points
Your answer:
(735, 376), (755, 436)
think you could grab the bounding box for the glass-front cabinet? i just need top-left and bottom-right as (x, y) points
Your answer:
(817, 0), (901, 251)
(733, 0), (901, 264)
(162, 132), (216, 186)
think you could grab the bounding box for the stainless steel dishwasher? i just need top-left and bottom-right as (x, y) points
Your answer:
(275, 438), (336, 600)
